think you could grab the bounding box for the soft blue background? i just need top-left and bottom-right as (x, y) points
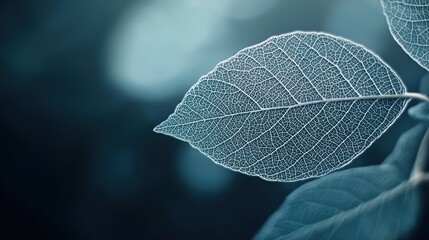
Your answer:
(1, 0), (428, 239)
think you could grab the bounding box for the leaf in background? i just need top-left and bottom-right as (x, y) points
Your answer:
(409, 102), (429, 121)
(381, 0), (429, 71)
(254, 124), (427, 240)
(155, 32), (410, 182)
(409, 74), (429, 121)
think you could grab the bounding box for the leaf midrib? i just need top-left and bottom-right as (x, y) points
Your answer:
(155, 93), (412, 131)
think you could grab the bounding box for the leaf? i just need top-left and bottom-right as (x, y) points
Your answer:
(155, 32), (410, 182)
(409, 102), (429, 121)
(381, 0), (429, 71)
(254, 124), (427, 240)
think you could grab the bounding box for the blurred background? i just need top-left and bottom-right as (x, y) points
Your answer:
(1, 0), (428, 239)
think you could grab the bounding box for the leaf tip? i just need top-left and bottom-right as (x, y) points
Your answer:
(153, 123), (164, 134)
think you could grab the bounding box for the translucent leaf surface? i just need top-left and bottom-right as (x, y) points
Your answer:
(381, 0), (429, 71)
(155, 32), (410, 182)
(255, 124), (427, 240)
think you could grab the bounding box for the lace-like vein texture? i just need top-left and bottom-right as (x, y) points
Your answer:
(382, 0), (429, 71)
(155, 32), (409, 182)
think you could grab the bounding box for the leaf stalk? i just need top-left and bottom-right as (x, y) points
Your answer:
(405, 92), (429, 102)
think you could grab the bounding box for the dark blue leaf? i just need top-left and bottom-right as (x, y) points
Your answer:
(409, 102), (429, 122)
(408, 74), (429, 121)
(255, 124), (427, 240)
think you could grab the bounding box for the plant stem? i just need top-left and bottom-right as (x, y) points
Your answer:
(410, 127), (429, 182)
(404, 92), (429, 102)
